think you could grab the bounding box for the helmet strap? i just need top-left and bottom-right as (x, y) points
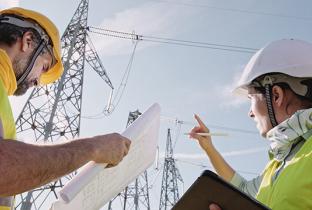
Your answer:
(264, 84), (278, 128)
(17, 39), (45, 86)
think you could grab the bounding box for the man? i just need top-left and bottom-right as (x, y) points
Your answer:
(190, 39), (312, 210)
(0, 7), (131, 209)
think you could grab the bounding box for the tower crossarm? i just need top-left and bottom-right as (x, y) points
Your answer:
(85, 34), (114, 89)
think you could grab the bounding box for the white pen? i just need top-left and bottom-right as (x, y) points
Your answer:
(184, 132), (228, 137)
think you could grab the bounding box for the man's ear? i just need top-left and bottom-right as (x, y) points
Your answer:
(21, 31), (34, 52)
(272, 85), (285, 107)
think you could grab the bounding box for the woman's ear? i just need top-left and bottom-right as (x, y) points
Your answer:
(271, 85), (285, 107)
(21, 31), (34, 52)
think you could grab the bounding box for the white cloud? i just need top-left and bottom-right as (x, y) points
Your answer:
(159, 147), (267, 160)
(89, 2), (194, 56)
(180, 80), (248, 112)
(176, 64), (250, 111)
(221, 147), (267, 157)
(218, 64), (250, 108)
(220, 84), (248, 107)
(0, 0), (19, 9)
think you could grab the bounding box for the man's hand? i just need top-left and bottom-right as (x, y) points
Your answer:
(209, 203), (222, 210)
(0, 133), (131, 195)
(89, 133), (131, 166)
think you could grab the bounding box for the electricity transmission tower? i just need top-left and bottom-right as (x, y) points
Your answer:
(15, 0), (114, 209)
(159, 129), (183, 210)
(107, 110), (151, 210)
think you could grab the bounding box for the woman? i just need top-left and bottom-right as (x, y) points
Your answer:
(190, 39), (312, 210)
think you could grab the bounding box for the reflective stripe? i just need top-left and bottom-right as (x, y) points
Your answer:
(0, 118), (3, 139)
(0, 196), (13, 209)
(0, 50), (18, 210)
(0, 119), (12, 210)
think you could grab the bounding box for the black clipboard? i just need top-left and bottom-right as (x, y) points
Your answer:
(172, 170), (271, 210)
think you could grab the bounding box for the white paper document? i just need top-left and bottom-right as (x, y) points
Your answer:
(52, 103), (161, 210)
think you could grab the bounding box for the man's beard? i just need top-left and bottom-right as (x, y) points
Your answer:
(12, 55), (32, 96)
(14, 81), (30, 96)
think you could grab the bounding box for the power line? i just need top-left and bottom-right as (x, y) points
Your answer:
(176, 159), (259, 176)
(143, 34), (258, 51)
(105, 40), (139, 114)
(205, 124), (258, 134)
(161, 116), (259, 135)
(142, 38), (256, 53)
(82, 40), (139, 119)
(88, 26), (257, 53)
(151, 0), (312, 21)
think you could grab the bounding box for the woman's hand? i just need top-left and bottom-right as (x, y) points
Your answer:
(189, 115), (236, 181)
(189, 114), (213, 152)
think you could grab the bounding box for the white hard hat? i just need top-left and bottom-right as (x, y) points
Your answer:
(234, 39), (312, 96)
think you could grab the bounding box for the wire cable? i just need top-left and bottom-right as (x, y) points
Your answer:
(82, 39), (139, 119)
(151, 0), (312, 21)
(142, 34), (258, 51)
(161, 116), (258, 135)
(106, 40), (139, 114)
(142, 38), (256, 53)
(88, 26), (257, 54)
(176, 159), (259, 176)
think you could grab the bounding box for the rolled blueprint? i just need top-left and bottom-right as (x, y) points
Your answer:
(52, 103), (161, 210)
(58, 162), (107, 203)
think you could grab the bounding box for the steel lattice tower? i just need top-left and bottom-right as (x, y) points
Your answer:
(159, 129), (183, 210)
(14, 0), (113, 209)
(107, 110), (151, 210)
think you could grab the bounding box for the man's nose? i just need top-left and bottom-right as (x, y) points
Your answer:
(33, 79), (39, 87)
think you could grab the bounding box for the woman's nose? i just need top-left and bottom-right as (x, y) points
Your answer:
(248, 109), (254, 118)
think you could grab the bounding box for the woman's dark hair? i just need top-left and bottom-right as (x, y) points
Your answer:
(254, 82), (312, 108)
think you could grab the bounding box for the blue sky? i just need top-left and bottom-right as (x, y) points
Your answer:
(2, 0), (312, 209)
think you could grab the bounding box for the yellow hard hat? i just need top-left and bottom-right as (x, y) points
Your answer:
(0, 7), (64, 84)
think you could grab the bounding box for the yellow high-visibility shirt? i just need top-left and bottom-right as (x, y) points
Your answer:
(256, 136), (312, 210)
(0, 49), (17, 210)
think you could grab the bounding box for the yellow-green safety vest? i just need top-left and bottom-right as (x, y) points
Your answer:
(0, 49), (17, 210)
(256, 136), (312, 210)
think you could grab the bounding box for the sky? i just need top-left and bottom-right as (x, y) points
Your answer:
(2, 0), (312, 209)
